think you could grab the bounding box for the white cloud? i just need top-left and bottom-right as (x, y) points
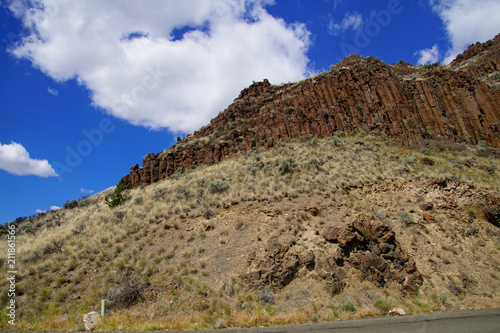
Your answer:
(415, 44), (440, 65)
(50, 206), (60, 211)
(80, 188), (94, 195)
(48, 87), (59, 96)
(8, 0), (311, 133)
(0, 141), (58, 177)
(328, 12), (363, 36)
(429, 0), (500, 63)
(35, 209), (46, 214)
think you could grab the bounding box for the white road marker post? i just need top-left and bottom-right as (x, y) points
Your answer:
(101, 299), (106, 317)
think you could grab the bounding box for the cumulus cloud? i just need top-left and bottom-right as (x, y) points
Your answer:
(80, 188), (94, 195)
(0, 141), (58, 177)
(50, 206), (60, 211)
(429, 0), (500, 63)
(8, 0), (311, 133)
(415, 44), (440, 65)
(48, 87), (59, 96)
(328, 12), (363, 36)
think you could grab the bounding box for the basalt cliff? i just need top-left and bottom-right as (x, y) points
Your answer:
(122, 34), (500, 189)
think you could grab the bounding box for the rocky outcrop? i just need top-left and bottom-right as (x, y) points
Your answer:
(241, 220), (422, 294)
(121, 34), (500, 189)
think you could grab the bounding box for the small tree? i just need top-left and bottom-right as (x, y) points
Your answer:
(105, 180), (127, 208)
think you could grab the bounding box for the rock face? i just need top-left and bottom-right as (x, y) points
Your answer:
(242, 220), (422, 295)
(121, 34), (500, 190)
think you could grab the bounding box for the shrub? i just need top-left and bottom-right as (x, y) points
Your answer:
(420, 148), (432, 155)
(278, 157), (298, 175)
(400, 157), (417, 165)
(398, 211), (413, 225)
(107, 270), (144, 310)
(342, 301), (356, 312)
(105, 180), (127, 208)
(41, 239), (64, 255)
(307, 136), (319, 147)
(448, 157), (464, 169)
(153, 187), (168, 200)
(486, 165), (497, 175)
(327, 136), (343, 147)
(113, 210), (126, 220)
(196, 177), (207, 187)
(63, 200), (79, 210)
(172, 186), (190, 201)
(208, 179), (230, 194)
(374, 299), (394, 313)
(335, 130), (346, 137)
(204, 207), (215, 220)
(475, 146), (494, 158)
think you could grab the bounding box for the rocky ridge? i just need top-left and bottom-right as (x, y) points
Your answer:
(121, 34), (500, 189)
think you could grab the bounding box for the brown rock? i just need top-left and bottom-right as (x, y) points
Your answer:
(303, 252), (316, 270)
(379, 243), (394, 254)
(477, 239), (486, 247)
(419, 202), (434, 211)
(323, 226), (341, 243)
(419, 158), (435, 166)
(422, 212), (436, 223)
(336, 268), (347, 281)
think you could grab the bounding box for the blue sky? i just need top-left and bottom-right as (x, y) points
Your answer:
(1, 0), (499, 223)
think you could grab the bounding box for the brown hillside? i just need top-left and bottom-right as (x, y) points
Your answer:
(2, 134), (500, 331)
(122, 34), (500, 189)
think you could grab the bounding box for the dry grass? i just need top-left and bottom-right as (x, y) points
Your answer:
(1, 134), (499, 331)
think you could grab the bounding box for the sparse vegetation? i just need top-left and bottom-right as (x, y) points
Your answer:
(1, 135), (499, 331)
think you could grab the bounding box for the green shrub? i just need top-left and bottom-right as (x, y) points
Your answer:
(105, 180), (127, 208)
(335, 130), (346, 137)
(208, 179), (230, 194)
(63, 200), (79, 210)
(398, 211), (413, 225)
(342, 301), (356, 312)
(420, 148), (432, 155)
(278, 157), (297, 175)
(196, 178), (207, 187)
(374, 299), (394, 313)
(400, 157), (417, 165)
(448, 157), (464, 169)
(327, 136), (343, 147)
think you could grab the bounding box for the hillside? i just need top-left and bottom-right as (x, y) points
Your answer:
(1, 134), (500, 331)
(1, 36), (500, 331)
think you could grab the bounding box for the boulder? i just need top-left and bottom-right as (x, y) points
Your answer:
(419, 158), (435, 166)
(258, 290), (275, 304)
(83, 311), (100, 331)
(389, 308), (406, 316)
(422, 212), (436, 223)
(323, 226), (341, 243)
